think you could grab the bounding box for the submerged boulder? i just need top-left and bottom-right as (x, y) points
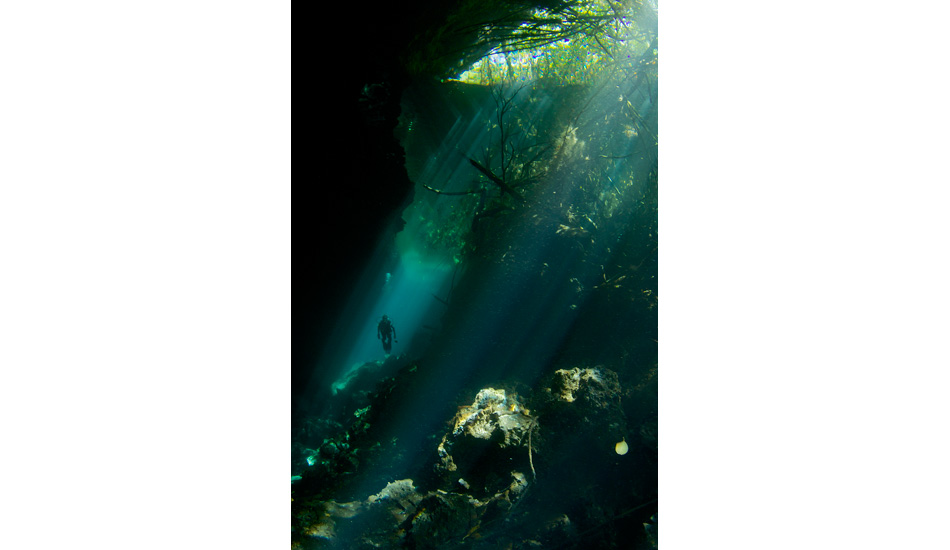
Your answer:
(531, 367), (629, 479)
(435, 388), (537, 494)
(539, 367), (624, 431)
(450, 388), (534, 444)
(548, 367), (621, 407)
(293, 479), (423, 548)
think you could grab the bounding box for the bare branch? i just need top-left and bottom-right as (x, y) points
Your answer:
(422, 183), (482, 196)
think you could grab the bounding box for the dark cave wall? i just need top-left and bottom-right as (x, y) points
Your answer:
(292, 39), (410, 402)
(293, 0), (486, 403)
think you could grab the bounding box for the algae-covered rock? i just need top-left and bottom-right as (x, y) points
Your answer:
(365, 479), (424, 527)
(541, 367), (623, 422)
(549, 367), (621, 406)
(294, 479), (424, 548)
(534, 366), (628, 465)
(407, 491), (480, 549)
(435, 387), (537, 495)
(291, 470), (535, 549)
(448, 388), (534, 446)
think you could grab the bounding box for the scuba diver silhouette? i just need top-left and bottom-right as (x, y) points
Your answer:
(377, 315), (397, 354)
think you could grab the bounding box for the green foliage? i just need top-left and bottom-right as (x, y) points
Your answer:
(407, 0), (658, 285)
(404, 0), (655, 80)
(404, 0), (586, 77)
(456, 0), (655, 86)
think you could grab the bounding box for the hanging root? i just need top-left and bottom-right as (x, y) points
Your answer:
(527, 424), (537, 480)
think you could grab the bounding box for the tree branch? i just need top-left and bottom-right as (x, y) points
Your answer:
(421, 182), (483, 196)
(468, 158), (526, 203)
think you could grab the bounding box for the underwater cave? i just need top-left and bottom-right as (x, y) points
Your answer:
(293, 1), (658, 547)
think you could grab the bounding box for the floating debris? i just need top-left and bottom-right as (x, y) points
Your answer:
(615, 438), (629, 455)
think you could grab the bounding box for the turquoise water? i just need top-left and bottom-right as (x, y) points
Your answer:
(293, 2), (658, 547)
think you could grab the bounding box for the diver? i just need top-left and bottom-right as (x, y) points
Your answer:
(377, 314), (397, 354)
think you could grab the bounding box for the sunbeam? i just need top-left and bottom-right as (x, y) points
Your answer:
(293, 1), (658, 547)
